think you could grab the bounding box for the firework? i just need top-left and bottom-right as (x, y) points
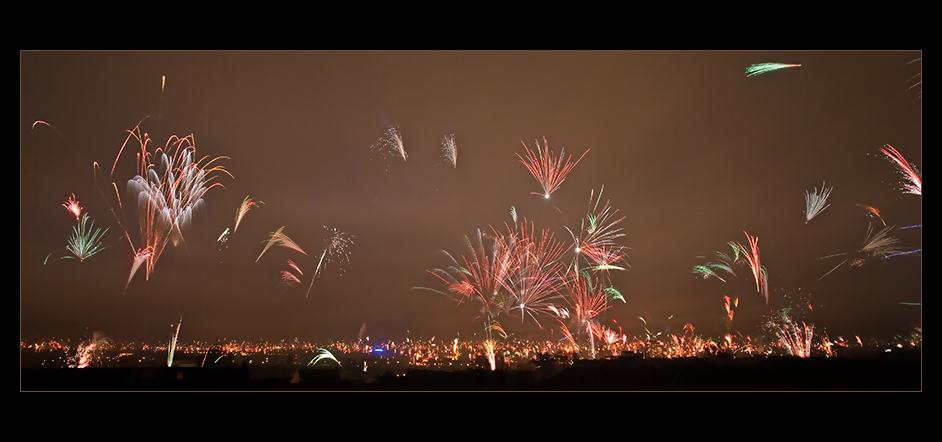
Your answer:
(125, 247), (154, 291)
(724, 295), (735, 331)
(442, 134), (457, 168)
(371, 125), (407, 170)
(745, 63), (801, 77)
(766, 309), (813, 357)
(856, 204), (886, 227)
(305, 227), (354, 298)
(818, 224), (905, 280)
(61, 213), (110, 262)
(482, 340), (497, 371)
(308, 348), (341, 367)
(256, 227), (307, 263)
(69, 332), (114, 369)
(804, 182), (833, 223)
(281, 270), (301, 285)
(234, 196), (262, 233)
(167, 316), (182, 367)
(693, 265), (727, 283)
(63, 194), (82, 220)
(880, 144), (921, 195)
(517, 137), (588, 199)
(568, 186), (627, 274)
(736, 231), (768, 304)
(561, 270), (614, 359)
(95, 120), (231, 284)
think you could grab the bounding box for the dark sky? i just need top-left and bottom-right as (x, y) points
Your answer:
(20, 51), (921, 344)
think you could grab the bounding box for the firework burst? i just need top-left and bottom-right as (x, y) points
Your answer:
(234, 196), (262, 233)
(63, 213), (110, 262)
(95, 120), (231, 285)
(63, 194), (82, 220)
(880, 144), (921, 195)
(305, 227), (354, 298)
(442, 134), (457, 168)
(371, 125), (407, 170)
(804, 182), (833, 223)
(818, 224), (905, 280)
(517, 137), (588, 199)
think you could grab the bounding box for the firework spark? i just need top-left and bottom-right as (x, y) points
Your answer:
(256, 227), (307, 263)
(371, 125), (407, 170)
(305, 227), (354, 298)
(517, 137), (588, 199)
(804, 182), (833, 223)
(442, 134), (457, 168)
(63, 194), (82, 220)
(308, 348), (341, 367)
(745, 63), (801, 77)
(94, 120), (231, 284)
(125, 247), (154, 291)
(234, 196), (262, 233)
(482, 340), (497, 371)
(818, 224), (905, 280)
(62, 213), (109, 262)
(856, 204), (886, 227)
(736, 231), (768, 304)
(880, 144), (921, 195)
(167, 316), (182, 367)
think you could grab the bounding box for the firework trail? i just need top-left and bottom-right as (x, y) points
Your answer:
(818, 224), (905, 280)
(442, 134), (457, 168)
(167, 316), (182, 367)
(125, 247), (154, 291)
(256, 227), (307, 262)
(370, 125), (407, 170)
(94, 120), (231, 285)
(234, 196), (262, 233)
(880, 144), (921, 195)
(303, 227), (354, 298)
(62, 213), (110, 262)
(693, 265), (727, 282)
(804, 182), (833, 223)
(517, 137), (588, 199)
(736, 231), (768, 304)
(724, 296), (735, 331)
(856, 204), (886, 227)
(766, 308), (813, 357)
(482, 340), (497, 371)
(308, 348), (341, 367)
(281, 270), (301, 285)
(359, 323), (368, 343)
(63, 194), (82, 220)
(745, 63), (801, 77)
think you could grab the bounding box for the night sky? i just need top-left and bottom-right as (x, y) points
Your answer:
(20, 51), (921, 344)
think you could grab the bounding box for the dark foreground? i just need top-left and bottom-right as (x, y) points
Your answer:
(22, 350), (921, 391)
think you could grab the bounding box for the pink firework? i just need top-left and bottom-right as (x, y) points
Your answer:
(517, 137), (588, 199)
(63, 194), (82, 220)
(880, 144), (921, 195)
